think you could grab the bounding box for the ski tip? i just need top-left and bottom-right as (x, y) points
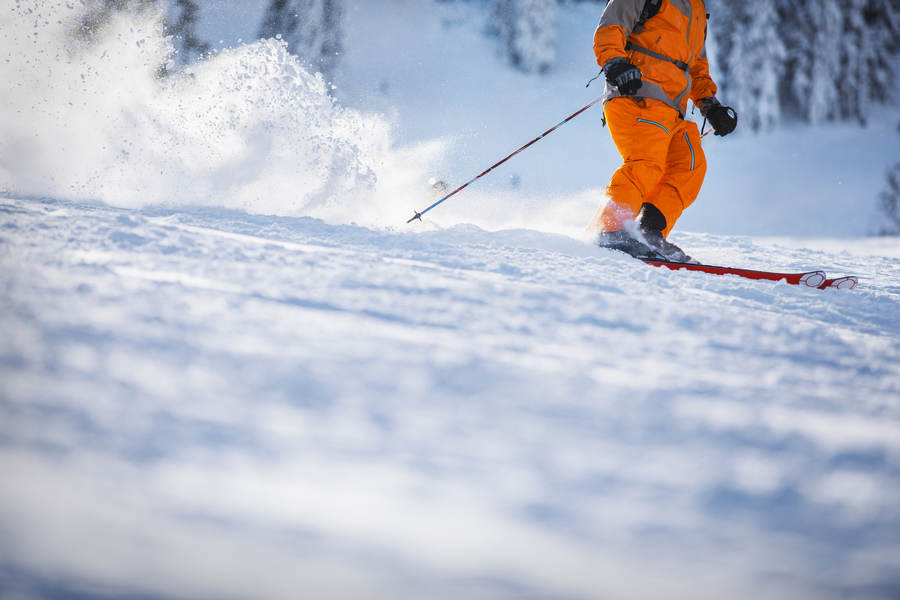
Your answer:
(838, 276), (859, 290)
(820, 276), (859, 290)
(800, 271), (827, 288)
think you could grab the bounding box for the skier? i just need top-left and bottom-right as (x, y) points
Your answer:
(589, 0), (737, 263)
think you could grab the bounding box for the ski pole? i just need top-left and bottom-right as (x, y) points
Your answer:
(406, 95), (606, 224)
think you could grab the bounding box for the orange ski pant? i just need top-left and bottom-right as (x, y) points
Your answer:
(590, 98), (707, 238)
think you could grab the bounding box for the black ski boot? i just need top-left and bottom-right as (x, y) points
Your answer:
(595, 229), (666, 260)
(637, 203), (696, 264)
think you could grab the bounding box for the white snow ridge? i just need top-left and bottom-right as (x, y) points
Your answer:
(1, 2), (900, 600)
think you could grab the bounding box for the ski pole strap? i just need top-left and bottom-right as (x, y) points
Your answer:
(625, 42), (689, 72)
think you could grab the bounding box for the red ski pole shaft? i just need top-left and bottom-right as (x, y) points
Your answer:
(406, 95), (606, 224)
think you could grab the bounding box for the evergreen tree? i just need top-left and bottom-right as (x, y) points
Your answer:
(75, 1), (208, 69)
(877, 161), (900, 235)
(786, 0), (843, 124)
(717, 0), (784, 130)
(258, 0), (344, 80)
(76, 0), (157, 43)
(489, 0), (557, 75)
(706, 0), (736, 84)
(165, 0), (208, 64)
(840, 0), (900, 124)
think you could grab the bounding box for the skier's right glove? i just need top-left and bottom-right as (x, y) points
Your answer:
(604, 57), (642, 96)
(699, 97), (738, 137)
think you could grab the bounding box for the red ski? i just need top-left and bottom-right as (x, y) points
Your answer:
(643, 260), (829, 288)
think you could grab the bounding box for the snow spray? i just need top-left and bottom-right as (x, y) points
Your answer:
(0, 0), (434, 225)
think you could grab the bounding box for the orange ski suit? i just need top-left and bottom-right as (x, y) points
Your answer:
(589, 0), (718, 237)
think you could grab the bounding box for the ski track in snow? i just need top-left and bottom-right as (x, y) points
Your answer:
(2, 196), (900, 600)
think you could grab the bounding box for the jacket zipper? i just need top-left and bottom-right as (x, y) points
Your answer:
(685, 0), (694, 65)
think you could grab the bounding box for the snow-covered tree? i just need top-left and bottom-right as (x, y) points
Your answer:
(784, 0), (843, 124)
(706, 0), (735, 80)
(711, 0), (898, 127)
(716, 0), (784, 130)
(258, 0), (344, 80)
(877, 161), (900, 235)
(164, 0), (208, 65)
(840, 0), (900, 124)
(75, 0), (156, 42)
(75, 0), (208, 69)
(489, 0), (557, 75)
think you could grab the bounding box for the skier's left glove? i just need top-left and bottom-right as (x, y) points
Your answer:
(604, 57), (642, 96)
(699, 97), (738, 136)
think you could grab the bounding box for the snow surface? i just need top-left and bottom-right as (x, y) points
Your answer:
(2, 196), (900, 600)
(2, 1), (900, 600)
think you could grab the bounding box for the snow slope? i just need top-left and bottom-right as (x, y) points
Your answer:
(2, 196), (900, 600)
(2, 2), (900, 599)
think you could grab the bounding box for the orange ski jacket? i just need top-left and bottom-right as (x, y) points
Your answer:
(594, 0), (717, 117)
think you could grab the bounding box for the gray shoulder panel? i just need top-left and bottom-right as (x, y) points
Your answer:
(598, 0), (645, 34)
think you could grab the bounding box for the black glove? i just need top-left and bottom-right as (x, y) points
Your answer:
(604, 57), (642, 96)
(699, 97), (738, 136)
